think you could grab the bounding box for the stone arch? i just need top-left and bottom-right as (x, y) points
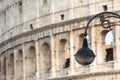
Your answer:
(16, 49), (23, 79)
(8, 53), (14, 80)
(42, 42), (51, 73)
(59, 39), (70, 69)
(100, 30), (114, 62)
(101, 30), (114, 48)
(2, 57), (6, 80)
(27, 46), (36, 76)
(100, 30), (114, 45)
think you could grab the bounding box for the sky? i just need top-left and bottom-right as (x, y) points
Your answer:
(105, 31), (114, 45)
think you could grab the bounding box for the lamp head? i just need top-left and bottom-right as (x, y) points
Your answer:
(74, 37), (96, 65)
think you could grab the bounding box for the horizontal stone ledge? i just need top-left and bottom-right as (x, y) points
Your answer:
(49, 70), (120, 80)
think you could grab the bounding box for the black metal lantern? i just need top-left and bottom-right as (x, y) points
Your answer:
(74, 11), (120, 65)
(74, 37), (95, 65)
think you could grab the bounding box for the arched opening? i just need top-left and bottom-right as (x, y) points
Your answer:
(101, 30), (114, 62)
(2, 57), (6, 80)
(59, 39), (70, 69)
(9, 53), (14, 80)
(104, 31), (114, 62)
(28, 46), (36, 76)
(16, 49), (23, 79)
(42, 42), (51, 73)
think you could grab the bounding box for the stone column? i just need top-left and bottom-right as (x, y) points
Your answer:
(50, 35), (56, 77)
(69, 31), (75, 74)
(35, 39), (40, 80)
(22, 44), (27, 80)
(13, 48), (17, 80)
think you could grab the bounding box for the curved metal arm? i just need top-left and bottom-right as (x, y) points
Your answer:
(84, 11), (120, 36)
(75, 11), (120, 65)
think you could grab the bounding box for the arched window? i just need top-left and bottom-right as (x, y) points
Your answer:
(42, 42), (51, 73)
(28, 46), (36, 76)
(16, 49), (23, 79)
(101, 30), (114, 62)
(59, 39), (70, 69)
(9, 53), (14, 80)
(2, 57), (6, 80)
(104, 31), (114, 62)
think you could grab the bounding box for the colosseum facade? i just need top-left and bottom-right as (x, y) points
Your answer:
(0, 0), (120, 80)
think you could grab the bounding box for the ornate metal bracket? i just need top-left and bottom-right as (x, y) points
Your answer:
(84, 11), (120, 36)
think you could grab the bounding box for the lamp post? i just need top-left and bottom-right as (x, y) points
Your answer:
(74, 11), (120, 65)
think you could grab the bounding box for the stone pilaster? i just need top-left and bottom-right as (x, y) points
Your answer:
(6, 53), (9, 80)
(35, 39), (40, 80)
(56, 37), (59, 70)
(50, 35), (56, 77)
(22, 44), (27, 80)
(39, 41), (44, 79)
(69, 31), (75, 74)
(13, 48), (17, 80)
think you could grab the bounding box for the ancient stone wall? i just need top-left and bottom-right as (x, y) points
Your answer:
(0, 0), (120, 80)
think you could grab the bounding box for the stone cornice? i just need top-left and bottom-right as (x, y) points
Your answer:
(49, 70), (120, 80)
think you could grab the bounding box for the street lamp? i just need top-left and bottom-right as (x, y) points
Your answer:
(74, 11), (120, 65)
